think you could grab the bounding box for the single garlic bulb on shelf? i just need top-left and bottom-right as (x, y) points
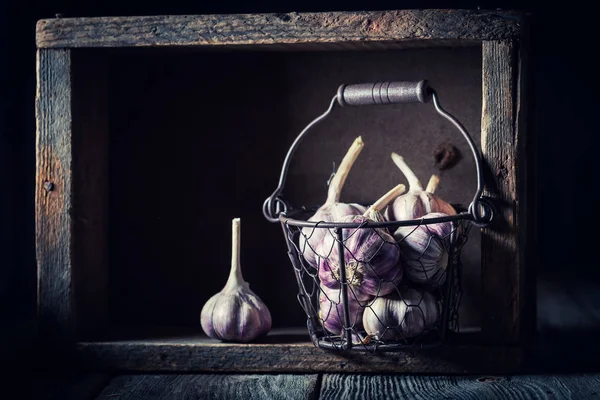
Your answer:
(362, 286), (440, 340)
(200, 218), (272, 342)
(385, 153), (456, 221)
(299, 136), (367, 269)
(393, 212), (454, 287)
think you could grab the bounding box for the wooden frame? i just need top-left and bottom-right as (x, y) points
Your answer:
(35, 9), (532, 372)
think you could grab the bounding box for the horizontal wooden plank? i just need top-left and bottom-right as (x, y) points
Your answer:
(320, 374), (600, 400)
(36, 10), (522, 49)
(96, 374), (319, 400)
(75, 328), (522, 373)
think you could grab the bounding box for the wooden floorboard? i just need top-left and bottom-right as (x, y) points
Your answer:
(27, 373), (111, 400)
(320, 374), (600, 399)
(25, 372), (600, 399)
(95, 374), (320, 400)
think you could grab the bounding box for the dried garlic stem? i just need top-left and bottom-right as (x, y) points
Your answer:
(426, 175), (440, 193)
(363, 184), (407, 216)
(225, 218), (244, 289)
(325, 136), (364, 205)
(391, 153), (423, 191)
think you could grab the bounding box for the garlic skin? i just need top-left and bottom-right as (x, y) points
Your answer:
(385, 153), (456, 221)
(317, 185), (406, 298)
(393, 212), (454, 287)
(362, 287), (440, 340)
(318, 285), (371, 342)
(200, 218), (272, 342)
(300, 137), (366, 268)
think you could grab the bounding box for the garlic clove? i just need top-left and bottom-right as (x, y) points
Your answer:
(362, 286), (440, 340)
(200, 218), (272, 343)
(393, 212), (454, 287)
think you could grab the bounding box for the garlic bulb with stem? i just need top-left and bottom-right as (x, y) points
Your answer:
(317, 184), (406, 299)
(362, 286), (440, 340)
(200, 218), (272, 342)
(318, 284), (371, 343)
(300, 136), (367, 268)
(385, 153), (456, 221)
(393, 212), (454, 287)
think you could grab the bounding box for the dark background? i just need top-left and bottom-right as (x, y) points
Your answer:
(2, 0), (598, 372)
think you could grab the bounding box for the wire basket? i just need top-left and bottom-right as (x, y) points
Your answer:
(263, 81), (494, 352)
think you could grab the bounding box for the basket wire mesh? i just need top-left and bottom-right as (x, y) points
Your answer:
(281, 209), (472, 351)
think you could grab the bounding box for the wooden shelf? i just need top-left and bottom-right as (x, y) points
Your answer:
(75, 328), (523, 374)
(35, 9), (532, 374)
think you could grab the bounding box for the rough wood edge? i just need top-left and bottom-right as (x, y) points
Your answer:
(75, 342), (523, 374)
(36, 48), (75, 343)
(480, 39), (520, 344)
(36, 10), (522, 49)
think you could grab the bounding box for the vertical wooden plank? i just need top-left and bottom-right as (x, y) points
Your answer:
(481, 40), (521, 344)
(71, 51), (109, 339)
(36, 48), (74, 343)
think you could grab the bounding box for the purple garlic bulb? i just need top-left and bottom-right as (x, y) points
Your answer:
(393, 212), (454, 287)
(384, 153), (456, 222)
(317, 184), (407, 299)
(200, 218), (272, 342)
(300, 137), (367, 268)
(362, 286), (440, 340)
(318, 285), (371, 343)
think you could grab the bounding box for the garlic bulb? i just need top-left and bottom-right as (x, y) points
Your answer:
(385, 153), (456, 221)
(362, 287), (440, 340)
(393, 212), (453, 287)
(299, 137), (367, 268)
(318, 184), (406, 299)
(200, 218), (272, 342)
(318, 285), (371, 343)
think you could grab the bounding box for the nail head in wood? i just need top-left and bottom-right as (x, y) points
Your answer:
(43, 181), (55, 192)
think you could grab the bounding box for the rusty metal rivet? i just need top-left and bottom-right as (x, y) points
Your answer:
(43, 181), (54, 192)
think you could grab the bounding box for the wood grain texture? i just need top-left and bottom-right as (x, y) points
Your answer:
(480, 40), (520, 344)
(28, 373), (111, 400)
(36, 10), (521, 49)
(96, 374), (320, 400)
(71, 51), (109, 339)
(76, 334), (522, 373)
(320, 374), (600, 400)
(36, 48), (74, 343)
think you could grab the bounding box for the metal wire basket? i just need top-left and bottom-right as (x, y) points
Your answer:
(263, 81), (494, 352)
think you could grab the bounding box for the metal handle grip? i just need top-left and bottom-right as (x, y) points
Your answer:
(263, 82), (493, 226)
(337, 81), (430, 106)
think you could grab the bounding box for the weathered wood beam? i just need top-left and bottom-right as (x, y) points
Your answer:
(36, 10), (521, 49)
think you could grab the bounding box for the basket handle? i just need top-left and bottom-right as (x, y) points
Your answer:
(262, 81), (494, 226)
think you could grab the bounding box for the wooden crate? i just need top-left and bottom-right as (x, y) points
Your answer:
(35, 9), (534, 373)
